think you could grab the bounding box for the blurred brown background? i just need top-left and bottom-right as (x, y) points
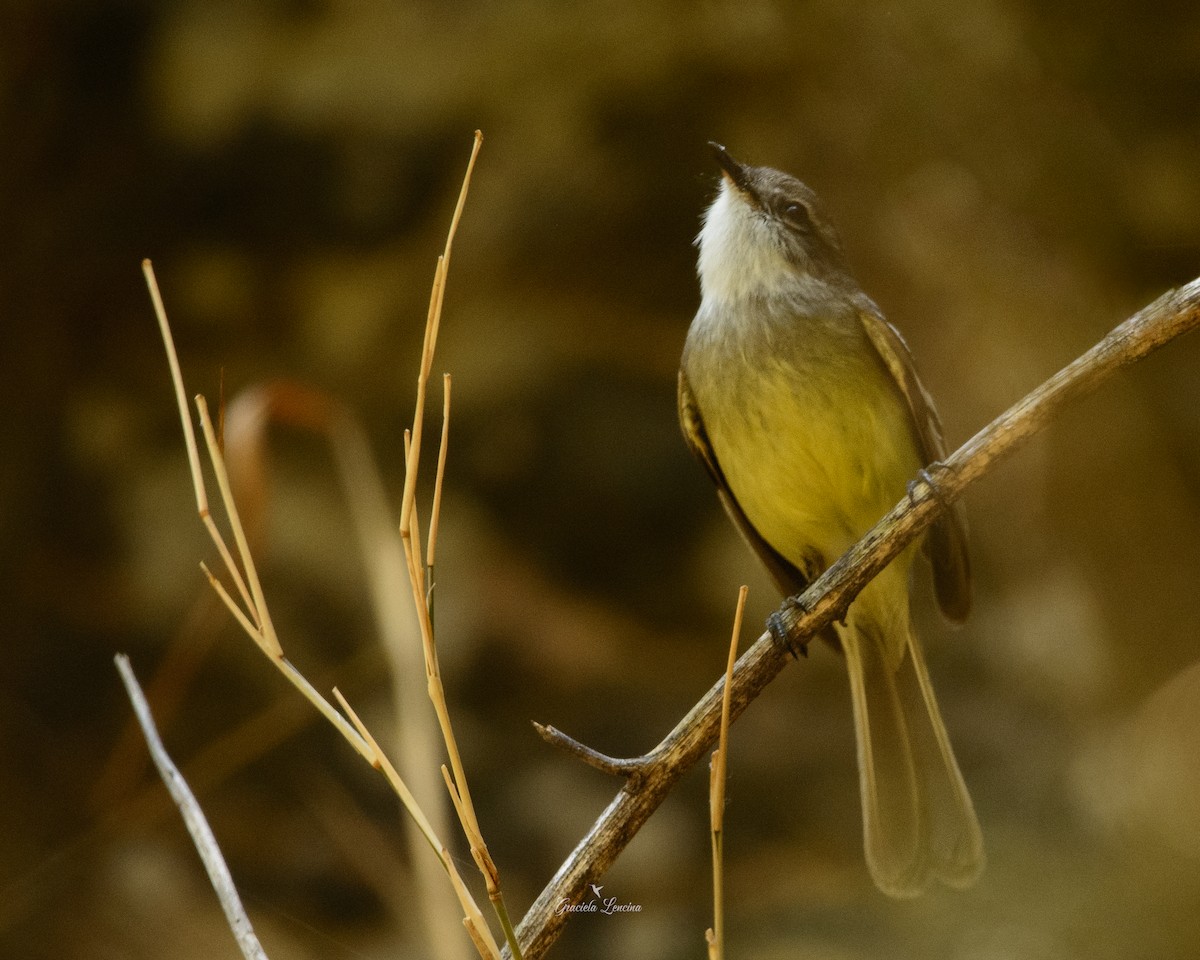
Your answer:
(3, 1), (1200, 958)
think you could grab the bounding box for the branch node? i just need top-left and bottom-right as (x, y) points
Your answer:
(532, 722), (646, 777)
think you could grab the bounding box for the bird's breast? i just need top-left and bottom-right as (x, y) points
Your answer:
(683, 297), (922, 567)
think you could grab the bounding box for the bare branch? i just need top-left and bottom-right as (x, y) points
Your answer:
(114, 654), (271, 960)
(513, 276), (1200, 959)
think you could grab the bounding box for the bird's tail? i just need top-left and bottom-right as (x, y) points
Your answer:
(839, 614), (984, 897)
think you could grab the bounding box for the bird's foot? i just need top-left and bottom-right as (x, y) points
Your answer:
(908, 462), (951, 509)
(768, 596), (809, 659)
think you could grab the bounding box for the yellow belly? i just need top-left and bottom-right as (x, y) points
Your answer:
(684, 308), (924, 661)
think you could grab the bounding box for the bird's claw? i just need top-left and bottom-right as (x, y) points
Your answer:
(908, 462), (950, 508)
(768, 596), (809, 659)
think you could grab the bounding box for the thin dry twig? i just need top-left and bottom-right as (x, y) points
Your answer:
(532, 723), (642, 777)
(515, 276), (1200, 959)
(114, 654), (270, 960)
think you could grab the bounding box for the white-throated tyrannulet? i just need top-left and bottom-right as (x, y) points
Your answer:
(679, 143), (983, 897)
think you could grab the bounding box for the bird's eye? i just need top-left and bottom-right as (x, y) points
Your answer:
(781, 202), (811, 230)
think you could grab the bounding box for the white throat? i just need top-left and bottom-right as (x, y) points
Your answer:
(696, 182), (831, 309)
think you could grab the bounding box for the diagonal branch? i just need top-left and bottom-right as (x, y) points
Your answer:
(513, 276), (1200, 959)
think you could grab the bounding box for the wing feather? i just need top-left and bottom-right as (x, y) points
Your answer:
(857, 304), (972, 622)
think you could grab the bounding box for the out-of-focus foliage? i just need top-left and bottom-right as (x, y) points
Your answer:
(3, 2), (1199, 959)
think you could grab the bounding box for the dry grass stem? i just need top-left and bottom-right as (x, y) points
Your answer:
(275, 659), (372, 760)
(143, 251), (485, 952)
(334, 689), (501, 960)
(194, 392), (281, 656)
(333, 694), (453, 869)
(374, 131), (520, 955)
(144, 260), (257, 620)
(427, 373), (453, 570)
(706, 586), (746, 960)
(198, 562), (261, 645)
(400, 130), (482, 536)
(386, 130), (524, 960)
(138, 132), (512, 960)
(711, 587), (745, 832)
(141, 262), (207, 537)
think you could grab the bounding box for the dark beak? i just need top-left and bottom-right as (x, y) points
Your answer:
(708, 141), (752, 193)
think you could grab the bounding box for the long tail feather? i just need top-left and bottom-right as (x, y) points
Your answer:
(841, 617), (984, 897)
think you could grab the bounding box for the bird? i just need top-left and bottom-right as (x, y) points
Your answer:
(678, 142), (984, 897)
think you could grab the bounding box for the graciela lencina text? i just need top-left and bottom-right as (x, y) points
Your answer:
(555, 895), (643, 916)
